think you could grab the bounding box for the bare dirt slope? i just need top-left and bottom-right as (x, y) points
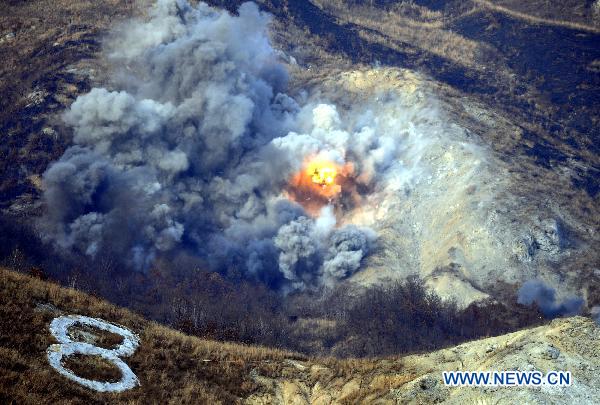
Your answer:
(1, 267), (598, 404)
(250, 0), (600, 307)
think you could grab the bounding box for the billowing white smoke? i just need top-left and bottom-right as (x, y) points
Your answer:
(41, 0), (437, 290)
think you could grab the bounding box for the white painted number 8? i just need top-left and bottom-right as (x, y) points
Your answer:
(47, 315), (140, 392)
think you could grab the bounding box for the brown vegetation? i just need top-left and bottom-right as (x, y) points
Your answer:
(312, 0), (495, 71)
(0, 266), (304, 404)
(0, 266), (461, 403)
(1, 266), (558, 403)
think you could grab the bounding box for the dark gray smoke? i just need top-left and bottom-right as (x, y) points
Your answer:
(517, 280), (584, 318)
(273, 206), (376, 290)
(41, 0), (378, 290)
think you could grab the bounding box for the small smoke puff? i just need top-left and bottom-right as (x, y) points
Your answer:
(64, 89), (175, 150)
(518, 280), (584, 318)
(591, 306), (600, 324)
(66, 213), (105, 256)
(108, 0), (187, 60)
(156, 149), (189, 173)
(154, 223), (185, 251)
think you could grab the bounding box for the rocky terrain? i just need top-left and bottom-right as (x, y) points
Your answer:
(248, 317), (600, 404)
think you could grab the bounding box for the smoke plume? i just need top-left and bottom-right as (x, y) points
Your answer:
(40, 1), (379, 290)
(518, 280), (584, 318)
(41, 0), (464, 291)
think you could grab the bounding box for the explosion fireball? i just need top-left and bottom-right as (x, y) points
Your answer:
(286, 158), (353, 214)
(308, 160), (340, 191)
(312, 166), (335, 186)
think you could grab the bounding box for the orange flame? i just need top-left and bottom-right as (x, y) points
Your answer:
(286, 157), (352, 214)
(306, 160), (341, 197)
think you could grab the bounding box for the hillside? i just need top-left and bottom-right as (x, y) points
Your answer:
(1, 267), (598, 403)
(1, 0), (599, 402)
(1, 0), (598, 310)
